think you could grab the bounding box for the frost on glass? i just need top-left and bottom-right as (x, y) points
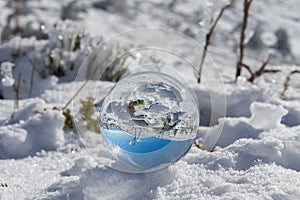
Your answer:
(99, 71), (199, 171)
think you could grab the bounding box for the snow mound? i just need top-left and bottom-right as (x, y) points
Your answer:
(203, 102), (288, 148)
(155, 162), (300, 200)
(10, 98), (47, 124)
(23, 109), (65, 153)
(249, 102), (288, 130)
(0, 126), (31, 159)
(0, 109), (65, 159)
(228, 125), (300, 171)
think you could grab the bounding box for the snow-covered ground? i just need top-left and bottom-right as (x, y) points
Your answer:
(0, 0), (300, 199)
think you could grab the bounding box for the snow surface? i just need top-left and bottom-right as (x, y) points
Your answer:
(0, 0), (300, 199)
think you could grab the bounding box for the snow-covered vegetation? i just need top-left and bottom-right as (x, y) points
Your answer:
(0, 0), (300, 199)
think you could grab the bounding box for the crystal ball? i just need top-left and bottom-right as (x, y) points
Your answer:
(99, 71), (199, 172)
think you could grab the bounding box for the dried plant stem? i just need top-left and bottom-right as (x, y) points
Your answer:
(247, 54), (280, 82)
(62, 80), (88, 110)
(197, 1), (234, 83)
(13, 73), (21, 110)
(234, 0), (278, 83)
(12, 0), (21, 35)
(235, 0), (253, 81)
(281, 69), (300, 100)
(194, 140), (201, 149)
(28, 59), (37, 98)
(239, 54), (280, 82)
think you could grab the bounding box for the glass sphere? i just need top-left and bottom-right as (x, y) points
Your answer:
(99, 71), (199, 172)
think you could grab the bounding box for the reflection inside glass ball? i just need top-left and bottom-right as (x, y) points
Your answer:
(99, 72), (199, 172)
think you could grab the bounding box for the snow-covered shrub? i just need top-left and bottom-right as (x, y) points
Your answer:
(80, 43), (140, 82)
(0, 61), (21, 109)
(18, 19), (139, 81)
(33, 20), (87, 77)
(1, 0), (48, 41)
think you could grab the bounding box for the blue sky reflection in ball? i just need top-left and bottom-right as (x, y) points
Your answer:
(99, 72), (199, 172)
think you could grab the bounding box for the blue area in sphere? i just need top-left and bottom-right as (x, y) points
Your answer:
(101, 127), (171, 153)
(101, 127), (193, 170)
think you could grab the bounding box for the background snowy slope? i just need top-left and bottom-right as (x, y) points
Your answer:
(0, 0), (300, 199)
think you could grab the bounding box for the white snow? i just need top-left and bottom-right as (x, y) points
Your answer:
(249, 102), (288, 130)
(0, 62), (15, 87)
(0, 105), (65, 159)
(23, 109), (65, 153)
(0, 0), (300, 199)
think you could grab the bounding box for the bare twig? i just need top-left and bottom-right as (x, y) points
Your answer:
(28, 58), (37, 98)
(194, 140), (201, 149)
(281, 69), (300, 100)
(197, 1), (234, 83)
(241, 63), (253, 75)
(234, 1), (278, 83)
(13, 73), (21, 110)
(12, 0), (21, 36)
(0, 183), (8, 188)
(194, 140), (216, 152)
(235, 0), (253, 81)
(247, 54), (279, 82)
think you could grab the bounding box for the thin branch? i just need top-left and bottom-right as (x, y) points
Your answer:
(235, 0), (253, 81)
(194, 140), (201, 149)
(28, 58), (37, 98)
(255, 53), (272, 74)
(281, 69), (300, 100)
(241, 62), (253, 75)
(12, 0), (21, 36)
(262, 69), (281, 73)
(13, 73), (21, 110)
(247, 54), (277, 83)
(197, 1), (234, 83)
(289, 70), (299, 75)
(234, 2), (278, 83)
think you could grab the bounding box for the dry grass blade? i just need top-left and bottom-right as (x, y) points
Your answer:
(62, 80), (88, 110)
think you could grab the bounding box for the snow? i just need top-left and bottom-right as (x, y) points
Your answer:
(0, 106), (65, 159)
(1, 80), (300, 199)
(249, 102), (288, 130)
(0, 0), (300, 199)
(0, 62), (15, 87)
(23, 109), (65, 154)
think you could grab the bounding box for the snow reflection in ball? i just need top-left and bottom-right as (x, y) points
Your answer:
(99, 72), (199, 172)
